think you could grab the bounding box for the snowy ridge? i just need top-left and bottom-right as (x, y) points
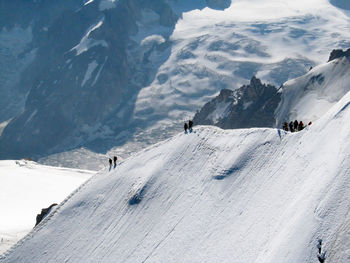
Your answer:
(3, 90), (350, 262)
(276, 56), (350, 126)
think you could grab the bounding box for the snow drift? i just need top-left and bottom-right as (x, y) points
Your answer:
(2, 90), (350, 262)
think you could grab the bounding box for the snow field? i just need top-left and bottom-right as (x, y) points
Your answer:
(0, 160), (94, 255)
(3, 90), (350, 262)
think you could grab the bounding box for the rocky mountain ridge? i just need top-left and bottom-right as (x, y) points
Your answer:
(193, 76), (280, 129)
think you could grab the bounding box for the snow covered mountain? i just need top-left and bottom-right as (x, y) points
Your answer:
(1, 0), (350, 168)
(2, 89), (350, 262)
(193, 49), (350, 130)
(0, 160), (93, 255)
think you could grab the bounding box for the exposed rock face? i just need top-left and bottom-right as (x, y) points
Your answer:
(35, 203), (58, 226)
(328, 48), (350, 62)
(193, 77), (281, 129)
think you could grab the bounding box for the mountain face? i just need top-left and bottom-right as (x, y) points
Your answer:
(2, 90), (350, 262)
(0, 0), (185, 159)
(1, 0), (350, 166)
(193, 77), (280, 129)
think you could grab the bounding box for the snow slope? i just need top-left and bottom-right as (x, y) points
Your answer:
(276, 56), (350, 126)
(0, 160), (94, 255)
(3, 91), (350, 262)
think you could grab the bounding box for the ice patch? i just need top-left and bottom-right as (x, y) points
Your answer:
(70, 19), (108, 56)
(92, 57), (108, 86)
(141, 35), (166, 47)
(0, 119), (11, 136)
(207, 101), (231, 123)
(24, 110), (37, 127)
(84, 0), (94, 6)
(81, 60), (98, 87)
(99, 0), (117, 11)
(243, 101), (253, 110)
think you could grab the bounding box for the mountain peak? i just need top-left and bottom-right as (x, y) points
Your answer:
(249, 75), (262, 87)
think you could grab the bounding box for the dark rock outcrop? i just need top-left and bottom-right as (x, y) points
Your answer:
(35, 203), (58, 226)
(328, 48), (350, 62)
(193, 76), (281, 129)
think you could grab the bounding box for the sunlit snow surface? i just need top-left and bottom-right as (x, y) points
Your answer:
(276, 56), (350, 125)
(3, 89), (350, 262)
(0, 161), (94, 255)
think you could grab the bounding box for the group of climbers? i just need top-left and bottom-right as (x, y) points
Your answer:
(184, 120), (194, 133)
(283, 120), (311, 132)
(107, 120), (195, 169)
(107, 115), (312, 170)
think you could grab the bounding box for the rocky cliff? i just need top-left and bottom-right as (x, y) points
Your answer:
(193, 76), (280, 129)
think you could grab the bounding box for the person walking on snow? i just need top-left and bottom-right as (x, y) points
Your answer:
(108, 158), (112, 171)
(113, 156), (117, 168)
(293, 120), (298, 131)
(184, 122), (188, 133)
(289, 121), (294, 132)
(298, 121), (305, 131)
(188, 120), (193, 132)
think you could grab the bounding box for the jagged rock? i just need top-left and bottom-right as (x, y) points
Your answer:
(35, 203), (58, 227)
(328, 48), (350, 62)
(193, 76), (280, 129)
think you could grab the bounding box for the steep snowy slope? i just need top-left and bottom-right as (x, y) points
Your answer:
(2, 92), (350, 262)
(276, 55), (350, 126)
(0, 160), (94, 255)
